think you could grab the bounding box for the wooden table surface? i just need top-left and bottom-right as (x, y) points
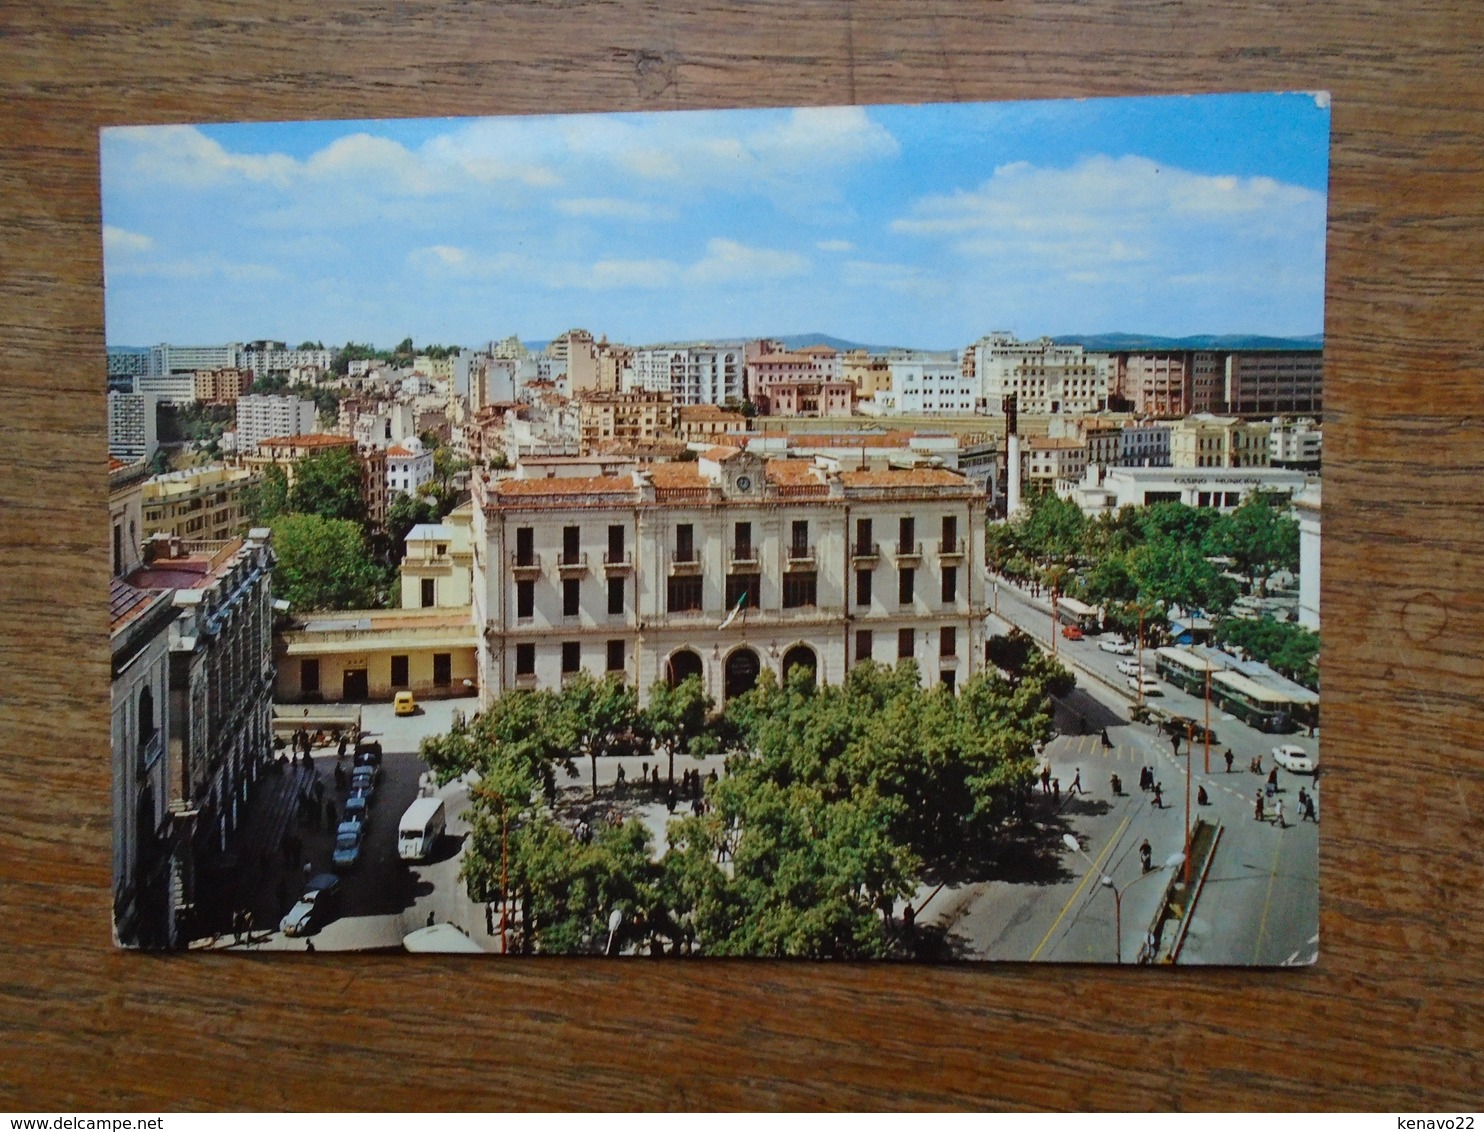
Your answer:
(1, 0), (1481, 1112)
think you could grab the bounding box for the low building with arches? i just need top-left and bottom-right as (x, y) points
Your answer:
(471, 447), (989, 706)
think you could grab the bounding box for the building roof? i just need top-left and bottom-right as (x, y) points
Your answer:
(109, 576), (169, 634)
(764, 459), (824, 485)
(677, 404), (745, 419)
(700, 446), (743, 462)
(495, 475), (636, 497)
(839, 468), (967, 488)
(127, 537), (247, 591)
(406, 524), (455, 541)
(1024, 437), (1087, 451)
(386, 445), (416, 457)
(647, 464), (707, 490)
(108, 457), (128, 472)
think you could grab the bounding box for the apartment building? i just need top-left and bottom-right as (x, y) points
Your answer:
(1225, 351), (1323, 415)
(1119, 421), (1172, 467)
(401, 504), (474, 609)
(1170, 414), (1273, 469)
(234, 394), (317, 455)
(193, 367), (255, 406)
(577, 390), (678, 454)
(631, 345), (745, 406)
(968, 333), (1111, 416)
(239, 343), (335, 378)
(886, 355), (975, 414)
(108, 390), (159, 463)
(108, 348), (148, 392)
(244, 434), (388, 525)
(142, 464), (260, 542)
(676, 404), (748, 444)
(386, 438), (435, 497)
(1268, 417), (1322, 469)
(470, 448), (988, 706)
(1114, 353), (1190, 416)
(841, 349), (891, 398)
(1021, 437), (1089, 491)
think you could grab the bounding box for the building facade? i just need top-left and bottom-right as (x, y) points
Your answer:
(631, 346), (745, 406)
(108, 391), (159, 463)
(1294, 483), (1321, 630)
(1170, 414), (1273, 469)
(275, 608), (478, 703)
(676, 404), (748, 444)
(1115, 352), (1190, 416)
(193, 368), (255, 406)
(968, 333), (1111, 416)
(1060, 464), (1312, 515)
(142, 464), (260, 542)
(401, 505), (475, 609)
(386, 438), (435, 497)
(234, 395), (317, 455)
(470, 449), (988, 707)
(576, 390), (677, 454)
(1119, 421), (1172, 467)
(1225, 350), (1323, 415)
(1269, 417), (1323, 469)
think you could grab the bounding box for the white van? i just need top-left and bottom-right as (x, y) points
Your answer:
(398, 796), (446, 862)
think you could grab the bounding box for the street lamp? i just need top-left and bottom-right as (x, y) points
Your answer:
(1061, 834), (1183, 964)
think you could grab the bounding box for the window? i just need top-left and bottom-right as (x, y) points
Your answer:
(898, 628), (914, 659)
(301, 659), (320, 694)
(515, 643), (535, 675)
(436, 543), (447, 556)
(667, 574), (703, 613)
(561, 642), (580, 674)
(607, 576), (625, 616)
(607, 639), (626, 672)
(433, 653), (451, 686)
(856, 629), (873, 663)
(421, 577), (436, 608)
(856, 569), (872, 607)
(941, 670), (956, 693)
(516, 580), (535, 619)
(390, 655), (409, 687)
(733, 521), (752, 559)
(607, 524), (625, 564)
(899, 568), (915, 605)
(562, 525), (580, 565)
(791, 519), (809, 556)
(675, 523), (695, 563)
(940, 627), (957, 657)
(782, 572), (817, 609)
(113, 524), (123, 576)
(942, 514), (958, 553)
(941, 566), (957, 604)
(899, 516), (915, 553)
(725, 574), (757, 611)
(563, 578), (580, 617)
(515, 527), (534, 566)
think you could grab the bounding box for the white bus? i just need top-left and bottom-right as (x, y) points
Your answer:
(398, 797), (446, 862)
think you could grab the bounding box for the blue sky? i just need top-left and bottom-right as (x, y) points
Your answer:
(100, 92), (1330, 351)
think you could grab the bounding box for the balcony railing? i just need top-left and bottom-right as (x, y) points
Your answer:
(670, 548), (702, 574)
(893, 541), (923, 562)
(786, 543), (816, 570)
(851, 541), (880, 564)
(938, 537), (964, 559)
(510, 552), (542, 577)
(557, 550), (589, 576)
(602, 550), (633, 574)
(513, 672), (538, 689)
(728, 545), (760, 572)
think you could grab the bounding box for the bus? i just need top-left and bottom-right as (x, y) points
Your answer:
(1210, 670), (1302, 733)
(1154, 647), (1218, 695)
(1055, 597), (1101, 634)
(398, 797), (446, 862)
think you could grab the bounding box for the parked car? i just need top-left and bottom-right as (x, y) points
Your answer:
(343, 790), (371, 828)
(280, 873), (340, 937)
(394, 690), (417, 716)
(351, 764), (379, 793)
(1271, 744), (1317, 774)
(1098, 638), (1135, 655)
(1061, 624), (1084, 640)
(354, 735), (382, 760)
(1127, 675), (1162, 696)
(333, 821), (365, 870)
(1117, 658), (1143, 677)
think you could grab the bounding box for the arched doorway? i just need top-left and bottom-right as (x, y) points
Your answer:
(724, 647), (761, 700)
(667, 648), (703, 687)
(781, 644), (817, 687)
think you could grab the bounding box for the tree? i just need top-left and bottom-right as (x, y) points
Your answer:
(1216, 616), (1319, 689)
(384, 491), (438, 561)
(557, 672), (639, 798)
(642, 675), (713, 783)
(246, 374), (291, 397)
(243, 464), (290, 523)
(148, 448), (171, 476)
(418, 445), (471, 517)
(289, 446), (365, 523)
(269, 513), (385, 611)
(1208, 492), (1300, 596)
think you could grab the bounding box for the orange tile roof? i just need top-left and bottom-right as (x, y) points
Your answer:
(1024, 437), (1086, 450)
(386, 445), (415, 457)
(764, 459), (824, 485)
(647, 464), (707, 489)
(108, 457), (128, 471)
(700, 446), (743, 462)
(839, 468), (967, 488)
(496, 475), (636, 496)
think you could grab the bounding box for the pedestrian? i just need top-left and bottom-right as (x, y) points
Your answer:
(1267, 767), (1279, 790)
(616, 765), (626, 787)
(232, 909), (244, 944)
(243, 910), (254, 942)
(304, 938), (314, 953)
(1254, 792), (1265, 822)
(1298, 787), (1309, 812)
(1303, 794), (1318, 822)
(486, 902), (495, 936)
(334, 763), (346, 790)
(665, 787), (677, 814)
(427, 910), (436, 928)
(1197, 785), (1209, 806)
(641, 761), (648, 782)
(338, 734), (348, 761)
(708, 768), (718, 786)
(1275, 798), (1287, 828)
(901, 902), (916, 937)
(1051, 778), (1060, 804)
(313, 776), (325, 801)
(1070, 768), (1084, 796)
(1100, 727), (1112, 750)
(1224, 749), (1235, 773)
(1152, 782), (1163, 809)
(1170, 732), (1181, 755)
(1139, 766), (1151, 792)
(1040, 764), (1052, 794)
(1139, 839), (1152, 873)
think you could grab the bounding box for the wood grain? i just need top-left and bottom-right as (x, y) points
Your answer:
(2, 0), (1481, 1111)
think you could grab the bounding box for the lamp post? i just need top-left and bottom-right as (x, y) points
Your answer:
(1061, 834), (1183, 964)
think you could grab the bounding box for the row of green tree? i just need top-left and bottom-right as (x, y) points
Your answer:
(422, 650), (1071, 958)
(987, 491), (1317, 687)
(329, 338), (461, 376)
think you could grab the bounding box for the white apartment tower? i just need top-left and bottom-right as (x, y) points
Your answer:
(629, 346), (745, 406)
(108, 391), (159, 463)
(234, 394), (317, 455)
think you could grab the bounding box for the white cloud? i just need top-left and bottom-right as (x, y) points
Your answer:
(104, 125), (297, 188)
(102, 226), (153, 254)
(555, 197), (674, 222)
(816, 239), (854, 252)
(685, 238), (809, 284)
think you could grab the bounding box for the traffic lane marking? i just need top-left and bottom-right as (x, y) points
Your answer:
(1029, 812), (1132, 961)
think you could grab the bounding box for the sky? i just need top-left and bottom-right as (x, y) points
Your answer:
(100, 92), (1331, 351)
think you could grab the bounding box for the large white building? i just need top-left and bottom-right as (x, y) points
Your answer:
(234, 394), (317, 455)
(387, 437), (435, 497)
(886, 355), (976, 414)
(1059, 464), (1313, 515)
(1269, 417), (1323, 469)
(240, 344), (335, 377)
(470, 449), (989, 706)
(108, 390), (159, 462)
(968, 333), (1111, 416)
(1294, 483), (1321, 629)
(630, 346), (745, 406)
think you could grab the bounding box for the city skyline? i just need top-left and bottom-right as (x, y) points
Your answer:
(101, 92), (1331, 351)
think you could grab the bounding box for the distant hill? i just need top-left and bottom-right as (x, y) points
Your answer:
(1051, 333), (1323, 352)
(769, 332), (907, 354)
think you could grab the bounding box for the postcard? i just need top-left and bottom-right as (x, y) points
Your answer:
(103, 92), (1327, 961)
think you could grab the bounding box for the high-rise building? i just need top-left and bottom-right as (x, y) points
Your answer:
(108, 390), (159, 463)
(967, 333), (1110, 416)
(631, 345), (745, 406)
(1224, 351), (1323, 415)
(234, 395), (317, 455)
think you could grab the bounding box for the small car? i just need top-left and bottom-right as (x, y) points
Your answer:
(1061, 624), (1084, 640)
(351, 764), (379, 793)
(332, 821), (365, 870)
(394, 690), (417, 716)
(1116, 658), (1143, 677)
(354, 736), (382, 760)
(1271, 744), (1317, 774)
(343, 791), (371, 828)
(280, 873), (340, 937)
(1127, 675), (1162, 696)
(1098, 638), (1135, 655)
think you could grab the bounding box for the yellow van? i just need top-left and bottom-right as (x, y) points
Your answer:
(393, 690), (417, 716)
